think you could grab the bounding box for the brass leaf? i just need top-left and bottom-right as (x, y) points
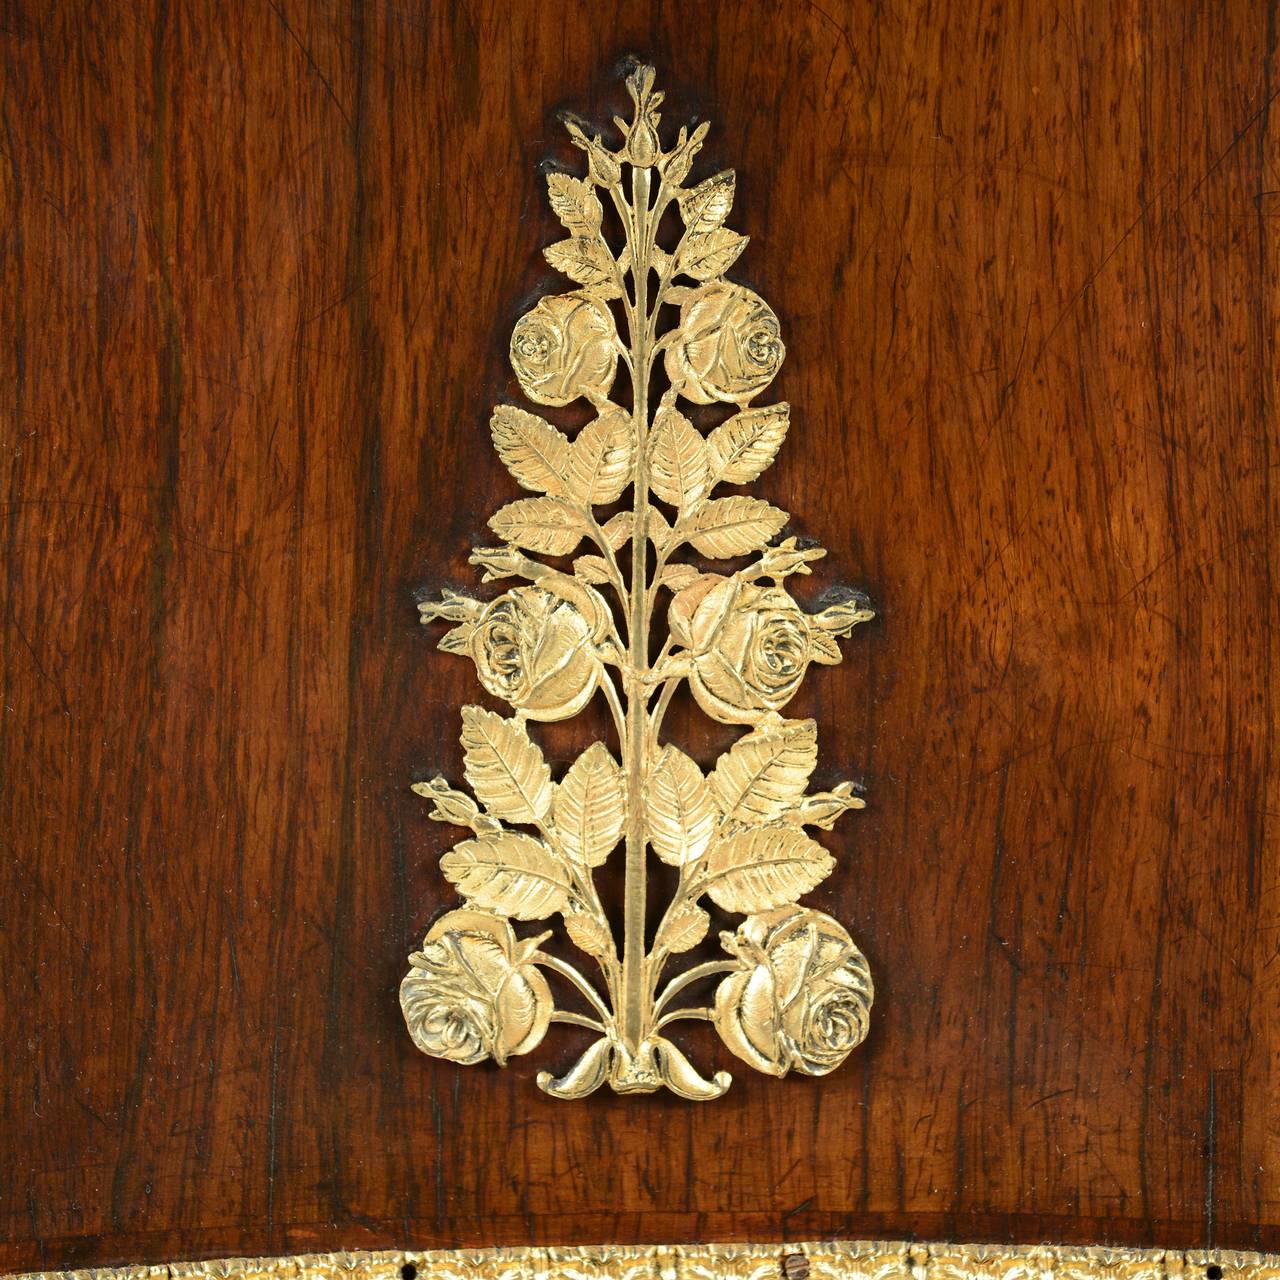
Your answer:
(686, 495), (788, 557)
(647, 745), (716, 866)
(655, 562), (701, 593)
(648, 406), (709, 509)
(555, 742), (626, 867)
(563, 906), (613, 958)
(701, 827), (834, 914)
(678, 170), (735, 235)
(602, 511), (633, 549)
(544, 236), (622, 297)
(710, 717), (818, 824)
(440, 832), (572, 920)
(657, 902), (710, 953)
(546, 172), (603, 234)
(490, 405), (570, 493)
(488, 496), (588, 555)
(572, 554), (613, 584)
(646, 505), (673, 548)
(460, 706), (553, 824)
(679, 228), (749, 281)
(708, 404), (791, 484)
(566, 409), (634, 505)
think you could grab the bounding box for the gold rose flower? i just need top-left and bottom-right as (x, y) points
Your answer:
(400, 909), (552, 1066)
(669, 574), (870, 724)
(665, 282), (784, 405)
(714, 906), (872, 1077)
(438, 579), (611, 721)
(509, 291), (618, 407)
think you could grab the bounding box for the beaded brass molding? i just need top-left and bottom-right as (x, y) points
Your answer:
(404, 61), (876, 1098)
(10, 1241), (1279, 1280)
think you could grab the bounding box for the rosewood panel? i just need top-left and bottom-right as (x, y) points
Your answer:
(2, 0), (1277, 1270)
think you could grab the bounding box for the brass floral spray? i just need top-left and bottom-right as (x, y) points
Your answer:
(404, 64), (875, 1099)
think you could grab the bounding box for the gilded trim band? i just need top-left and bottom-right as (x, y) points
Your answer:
(10, 1241), (1279, 1280)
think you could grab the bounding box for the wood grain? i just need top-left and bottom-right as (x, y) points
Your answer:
(2, 0), (1278, 1269)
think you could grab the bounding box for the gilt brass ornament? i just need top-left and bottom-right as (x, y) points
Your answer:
(16, 1240), (1276, 1280)
(403, 63), (875, 1099)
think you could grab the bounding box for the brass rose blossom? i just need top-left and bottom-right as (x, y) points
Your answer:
(714, 906), (873, 1077)
(400, 910), (553, 1066)
(664, 282), (785, 404)
(669, 574), (873, 724)
(431, 578), (613, 722)
(509, 291), (619, 407)
(404, 64), (877, 1099)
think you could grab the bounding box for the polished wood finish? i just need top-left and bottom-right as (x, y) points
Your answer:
(3, 0), (1278, 1270)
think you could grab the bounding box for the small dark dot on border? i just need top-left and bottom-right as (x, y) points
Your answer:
(1207, 1266), (1223, 1279)
(402, 1265), (417, 1280)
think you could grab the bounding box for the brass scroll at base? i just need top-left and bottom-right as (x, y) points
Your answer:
(10, 1241), (1278, 1280)
(402, 63), (876, 1098)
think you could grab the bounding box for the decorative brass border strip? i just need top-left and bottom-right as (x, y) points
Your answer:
(9, 1240), (1279, 1280)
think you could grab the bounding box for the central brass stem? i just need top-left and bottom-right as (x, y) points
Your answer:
(621, 162), (653, 1050)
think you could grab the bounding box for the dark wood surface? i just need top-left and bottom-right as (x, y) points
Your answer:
(3, 0), (1278, 1270)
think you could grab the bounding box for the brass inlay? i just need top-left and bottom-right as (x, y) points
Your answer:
(10, 1241), (1277, 1280)
(406, 63), (875, 1097)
